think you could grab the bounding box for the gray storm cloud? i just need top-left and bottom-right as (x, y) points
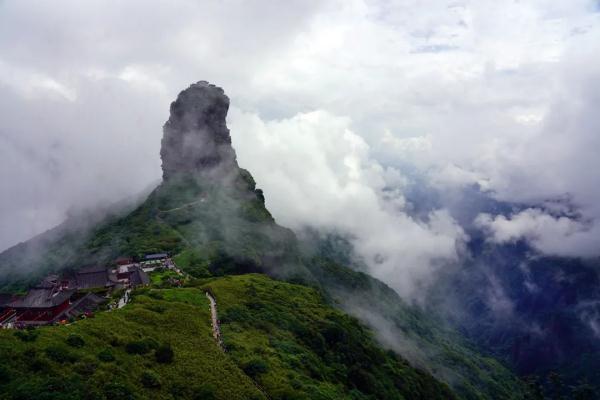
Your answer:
(1, 0), (599, 299)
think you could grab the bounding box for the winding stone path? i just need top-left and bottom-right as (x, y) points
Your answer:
(204, 290), (271, 399)
(206, 291), (224, 350)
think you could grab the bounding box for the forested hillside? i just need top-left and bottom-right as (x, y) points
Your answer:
(0, 82), (532, 399)
(0, 274), (457, 400)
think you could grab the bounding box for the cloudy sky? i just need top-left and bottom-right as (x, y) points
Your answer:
(1, 0), (599, 297)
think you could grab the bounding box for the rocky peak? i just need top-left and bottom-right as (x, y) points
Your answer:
(160, 81), (238, 180)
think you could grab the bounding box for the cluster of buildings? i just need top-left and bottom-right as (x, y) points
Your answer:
(0, 253), (169, 328)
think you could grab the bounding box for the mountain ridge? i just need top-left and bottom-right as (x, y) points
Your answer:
(0, 81), (529, 399)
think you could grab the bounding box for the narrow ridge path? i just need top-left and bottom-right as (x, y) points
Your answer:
(205, 291), (223, 349)
(204, 290), (271, 399)
(158, 199), (204, 213)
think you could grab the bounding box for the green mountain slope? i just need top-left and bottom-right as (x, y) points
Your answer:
(0, 282), (261, 399)
(0, 171), (528, 399)
(303, 259), (528, 400)
(0, 82), (530, 399)
(0, 274), (454, 400)
(0, 169), (299, 292)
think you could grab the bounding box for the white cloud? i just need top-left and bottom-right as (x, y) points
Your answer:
(118, 65), (169, 93)
(229, 108), (466, 298)
(0, 61), (77, 101)
(0, 0), (599, 295)
(475, 209), (600, 257)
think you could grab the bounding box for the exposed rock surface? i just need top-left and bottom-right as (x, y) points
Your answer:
(161, 81), (238, 180)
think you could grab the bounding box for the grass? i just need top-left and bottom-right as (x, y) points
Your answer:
(201, 274), (456, 400)
(304, 257), (530, 400)
(0, 274), (456, 400)
(0, 285), (262, 400)
(149, 269), (182, 285)
(0, 169), (529, 399)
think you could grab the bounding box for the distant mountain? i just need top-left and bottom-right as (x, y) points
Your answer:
(427, 230), (600, 396)
(0, 81), (529, 399)
(389, 181), (600, 397)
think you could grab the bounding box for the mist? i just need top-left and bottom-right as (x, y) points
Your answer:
(1, 0), (600, 304)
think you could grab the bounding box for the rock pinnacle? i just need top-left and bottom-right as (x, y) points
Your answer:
(160, 81), (238, 180)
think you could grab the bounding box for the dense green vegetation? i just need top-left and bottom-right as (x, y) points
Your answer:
(0, 169), (531, 398)
(302, 258), (530, 400)
(0, 169), (294, 292)
(205, 274), (455, 400)
(0, 274), (454, 400)
(149, 269), (184, 286)
(0, 285), (261, 399)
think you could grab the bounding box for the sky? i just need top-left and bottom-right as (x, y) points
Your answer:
(1, 0), (599, 298)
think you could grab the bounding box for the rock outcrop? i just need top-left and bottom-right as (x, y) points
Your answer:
(160, 81), (238, 180)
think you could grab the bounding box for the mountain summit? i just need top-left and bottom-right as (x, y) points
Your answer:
(0, 81), (530, 400)
(160, 81), (238, 180)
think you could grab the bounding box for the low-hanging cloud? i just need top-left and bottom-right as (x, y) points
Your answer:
(475, 209), (600, 257)
(229, 108), (466, 299)
(1, 0), (599, 298)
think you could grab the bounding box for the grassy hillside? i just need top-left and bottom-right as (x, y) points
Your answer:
(0, 274), (454, 400)
(0, 169), (300, 292)
(0, 287), (260, 399)
(0, 170), (529, 398)
(425, 241), (600, 397)
(205, 274), (455, 400)
(303, 258), (528, 400)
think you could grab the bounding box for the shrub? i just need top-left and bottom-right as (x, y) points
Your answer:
(145, 304), (166, 314)
(125, 337), (159, 355)
(22, 348), (37, 358)
(223, 340), (237, 352)
(148, 291), (164, 300)
(169, 382), (188, 398)
(221, 306), (251, 324)
(14, 329), (39, 342)
(103, 382), (135, 400)
(108, 334), (124, 347)
(321, 323), (347, 347)
(66, 333), (85, 348)
(97, 348), (115, 362)
(143, 337), (160, 350)
(193, 384), (216, 400)
(0, 364), (10, 383)
(27, 357), (50, 373)
(44, 345), (78, 363)
(348, 366), (377, 394)
(242, 358), (269, 378)
(125, 341), (147, 355)
(246, 300), (263, 310)
(141, 370), (161, 388)
(12, 379), (49, 400)
(155, 344), (174, 364)
(74, 359), (97, 376)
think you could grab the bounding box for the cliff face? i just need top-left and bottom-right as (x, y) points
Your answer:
(160, 81), (238, 180)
